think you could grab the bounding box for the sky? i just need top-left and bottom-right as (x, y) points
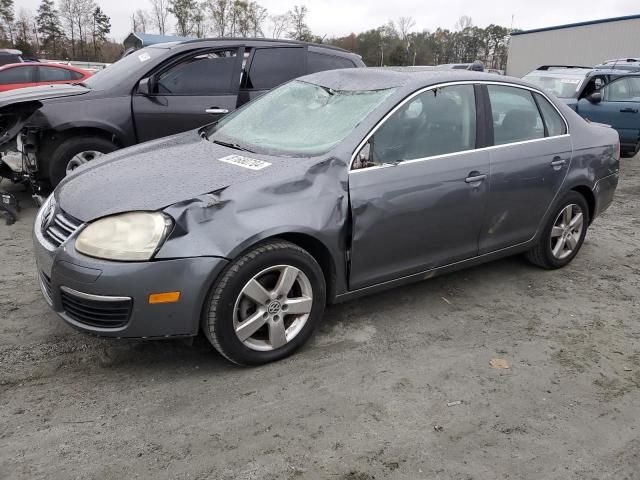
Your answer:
(18, 0), (640, 42)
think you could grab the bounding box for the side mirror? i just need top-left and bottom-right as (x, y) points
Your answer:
(588, 91), (602, 104)
(138, 77), (153, 96)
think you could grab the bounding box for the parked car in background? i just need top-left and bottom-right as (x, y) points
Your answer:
(0, 38), (365, 187)
(33, 69), (619, 365)
(595, 58), (640, 71)
(0, 49), (23, 66)
(0, 63), (91, 92)
(524, 65), (640, 157)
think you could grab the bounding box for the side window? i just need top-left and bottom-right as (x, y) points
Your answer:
(534, 93), (567, 137)
(70, 71), (85, 80)
(156, 49), (239, 95)
(602, 78), (630, 102)
(0, 66), (35, 84)
(246, 47), (305, 90)
(307, 52), (356, 74)
(369, 84), (476, 165)
(39, 66), (73, 82)
(488, 85), (544, 145)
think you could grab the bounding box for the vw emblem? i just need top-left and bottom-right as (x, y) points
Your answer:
(267, 301), (281, 315)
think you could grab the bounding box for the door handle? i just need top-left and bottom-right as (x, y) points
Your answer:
(620, 108), (638, 113)
(550, 157), (567, 168)
(465, 173), (487, 183)
(205, 108), (229, 114)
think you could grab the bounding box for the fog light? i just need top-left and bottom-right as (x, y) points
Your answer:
(148, 292), (181, 304)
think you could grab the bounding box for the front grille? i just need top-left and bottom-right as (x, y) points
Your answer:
(60, 287), (132, 329)
(42, 208), (82, 248)
(39, 272), (53, 306)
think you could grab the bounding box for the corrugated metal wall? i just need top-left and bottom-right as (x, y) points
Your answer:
(506, 17), (640, 77)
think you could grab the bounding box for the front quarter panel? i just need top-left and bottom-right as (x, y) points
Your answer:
(158, 156), (351, 296)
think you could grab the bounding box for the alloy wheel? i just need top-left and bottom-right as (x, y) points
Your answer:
(550, 204), (584, 260)
(66, 150), (104, 174)
(233, 265), (313, 351)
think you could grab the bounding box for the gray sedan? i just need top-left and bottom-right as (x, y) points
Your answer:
(33, 69), (620, 365)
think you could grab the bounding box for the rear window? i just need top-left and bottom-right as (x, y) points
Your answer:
(523, 73), (583, 98)
(246, 47), (305, 90)
(307, 52), (356, 74)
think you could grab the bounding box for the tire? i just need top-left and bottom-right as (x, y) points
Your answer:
(525, 191), (590, 269)
(48, 136), (118, 187)
(203, 240), (326, 366)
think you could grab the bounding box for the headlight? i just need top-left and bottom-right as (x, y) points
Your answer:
(75, 212), (172, 261)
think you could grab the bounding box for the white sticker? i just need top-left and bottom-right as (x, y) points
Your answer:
(138, 52), (151, 62)
(219, 155), (271, 170)
(560, 79), (580, 84)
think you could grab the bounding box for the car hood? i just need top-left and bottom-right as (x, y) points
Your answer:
(0, 83), (89, 108)
(56, 130), (316, 222)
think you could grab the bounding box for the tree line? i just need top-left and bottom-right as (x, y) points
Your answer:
(0, 0), (514, 69)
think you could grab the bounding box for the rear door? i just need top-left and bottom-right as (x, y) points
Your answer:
(479, 84), (572, 253)
(577, 76), (640, 151)
(237, 47), (305, 107)
(132, 47), (244, 142)
(0, 65), (37, 91)
(349, 84), (490, 290)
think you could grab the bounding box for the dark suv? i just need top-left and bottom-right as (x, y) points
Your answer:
(0, 39), (364, 186)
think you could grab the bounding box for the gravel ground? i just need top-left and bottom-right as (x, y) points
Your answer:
(0, 156), (638, 480)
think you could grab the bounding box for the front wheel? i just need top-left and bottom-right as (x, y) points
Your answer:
(203, 240), (326, 366)
(48, 136), (118, 187)
(525, 191), (589, 269)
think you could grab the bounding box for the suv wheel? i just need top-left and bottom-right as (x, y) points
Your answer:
(48, 136), (118, 186)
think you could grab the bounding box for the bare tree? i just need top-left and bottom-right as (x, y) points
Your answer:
(455, 15), (473, 31)
(208, 0), (229, 36)
(268, 12), (289, 39)
(149, 0), (169, 34)
(59, 0), (78, 57)
(397, 16), (415, 40)
(132, 9), (150, 32)
(287, 5), (311, 41)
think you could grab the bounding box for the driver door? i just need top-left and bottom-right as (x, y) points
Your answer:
(348, 84), (490, 290)
(132, 47), (244, 142)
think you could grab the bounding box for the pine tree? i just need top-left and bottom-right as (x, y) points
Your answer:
(168, 0), (197, 37)
(0, 0), (14, 46)
(36, 0), (63, 57)
(91, 6), (110, 60)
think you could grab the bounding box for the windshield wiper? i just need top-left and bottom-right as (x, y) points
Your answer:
(212, 139), (254, 153)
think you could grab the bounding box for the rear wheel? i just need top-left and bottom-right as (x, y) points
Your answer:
(203, 240), (326, 366)
(48, 136), (117, 186)
(525, 191), (589, 269)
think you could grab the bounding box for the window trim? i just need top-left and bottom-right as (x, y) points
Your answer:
(349, 80), (570, 173)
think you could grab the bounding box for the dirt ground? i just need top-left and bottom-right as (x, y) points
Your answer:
(0, 156), (638, 480)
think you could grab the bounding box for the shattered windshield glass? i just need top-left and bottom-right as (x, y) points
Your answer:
(523, 74), (584, 98)
(207, 80), (396, 156)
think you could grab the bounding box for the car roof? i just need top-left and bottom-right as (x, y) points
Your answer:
(160, 37), (357, 57)
(527, 67), (593, 77)
(0, 62), (89, 72)
(301, 67), (532, 92)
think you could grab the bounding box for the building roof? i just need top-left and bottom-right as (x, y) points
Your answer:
(512, 13), (640, 36)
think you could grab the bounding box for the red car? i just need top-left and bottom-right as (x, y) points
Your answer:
(0, 63), (92, 92)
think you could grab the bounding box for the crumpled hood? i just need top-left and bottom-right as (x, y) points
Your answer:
(56, 130), (307, 222)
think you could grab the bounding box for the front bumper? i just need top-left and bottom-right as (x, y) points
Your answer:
(33, 207), (228, 338)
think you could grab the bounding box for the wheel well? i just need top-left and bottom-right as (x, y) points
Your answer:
(276, 233), (337, 302)
(571, 186), (595, 224)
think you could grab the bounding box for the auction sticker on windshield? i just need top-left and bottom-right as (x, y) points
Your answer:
(219, 155), (271, 170)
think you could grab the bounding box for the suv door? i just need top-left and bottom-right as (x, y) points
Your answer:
(349, 84), (490, 290)
(480, 85), (571, 253)
(577, 76), (640, 154)
(238, 46), (305, 106)
(132, 47), (243, 142)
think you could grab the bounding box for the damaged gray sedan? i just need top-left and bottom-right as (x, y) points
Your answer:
(33, 68), (620, 365)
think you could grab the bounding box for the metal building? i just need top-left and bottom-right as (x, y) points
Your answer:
(506, 14), (640, 77)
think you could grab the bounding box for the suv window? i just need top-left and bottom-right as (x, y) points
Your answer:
(534, 93), (567, 136)
(156, 49), (239, 95)
(0, 66), (35, 84)
(247, 47), (305, 90)
(601, 77), (640, 102)
(488, 85), (544, 145)
(39, 66), (74, 82)
(370, 84), (476, 164)
(307, 52), (356, 74)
